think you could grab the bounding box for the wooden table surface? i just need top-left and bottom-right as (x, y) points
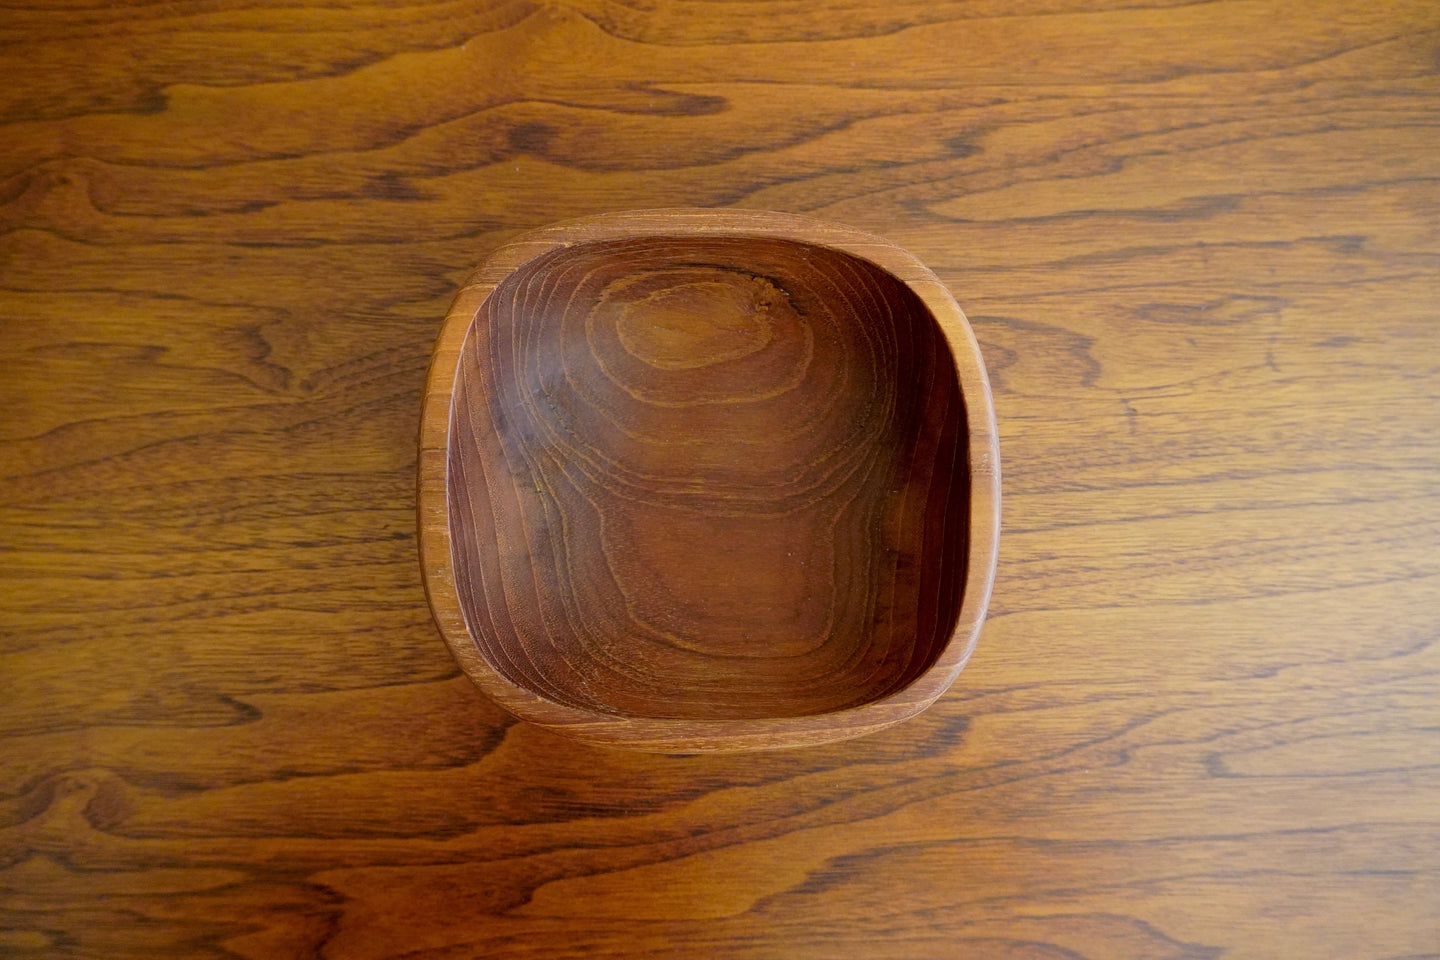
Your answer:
(3, 2), (1439, 957)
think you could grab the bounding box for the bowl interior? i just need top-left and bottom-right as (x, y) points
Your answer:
(447, 235), (969, 721)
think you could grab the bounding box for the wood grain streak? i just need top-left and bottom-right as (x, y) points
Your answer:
(2, 0), (1438, 956)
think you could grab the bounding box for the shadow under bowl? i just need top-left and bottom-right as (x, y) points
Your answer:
(419, 210), (998, 751)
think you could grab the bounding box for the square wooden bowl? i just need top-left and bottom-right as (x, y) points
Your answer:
(419, 210), (999, 751)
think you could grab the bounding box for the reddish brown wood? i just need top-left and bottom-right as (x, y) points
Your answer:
(420, 210), (999, 750)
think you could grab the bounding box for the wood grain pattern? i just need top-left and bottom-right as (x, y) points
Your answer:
(420, 210), (997, 749)
(2, 0), (1439, 956)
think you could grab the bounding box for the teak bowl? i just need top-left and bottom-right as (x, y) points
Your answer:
(419, 210), (999, 752)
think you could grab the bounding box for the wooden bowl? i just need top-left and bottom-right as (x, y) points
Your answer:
(418, 210), (998, 752)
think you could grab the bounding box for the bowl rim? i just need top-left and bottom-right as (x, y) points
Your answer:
(417, 208), (1000, 752)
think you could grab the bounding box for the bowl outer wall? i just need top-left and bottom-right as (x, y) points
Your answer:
(417, 208), (999, 752)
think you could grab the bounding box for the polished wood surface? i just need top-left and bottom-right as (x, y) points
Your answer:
(2, 0), (1438, 956)
(422, 210), (998, 750)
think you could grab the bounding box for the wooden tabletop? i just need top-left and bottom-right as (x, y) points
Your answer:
(3, 2), (1438, 957)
